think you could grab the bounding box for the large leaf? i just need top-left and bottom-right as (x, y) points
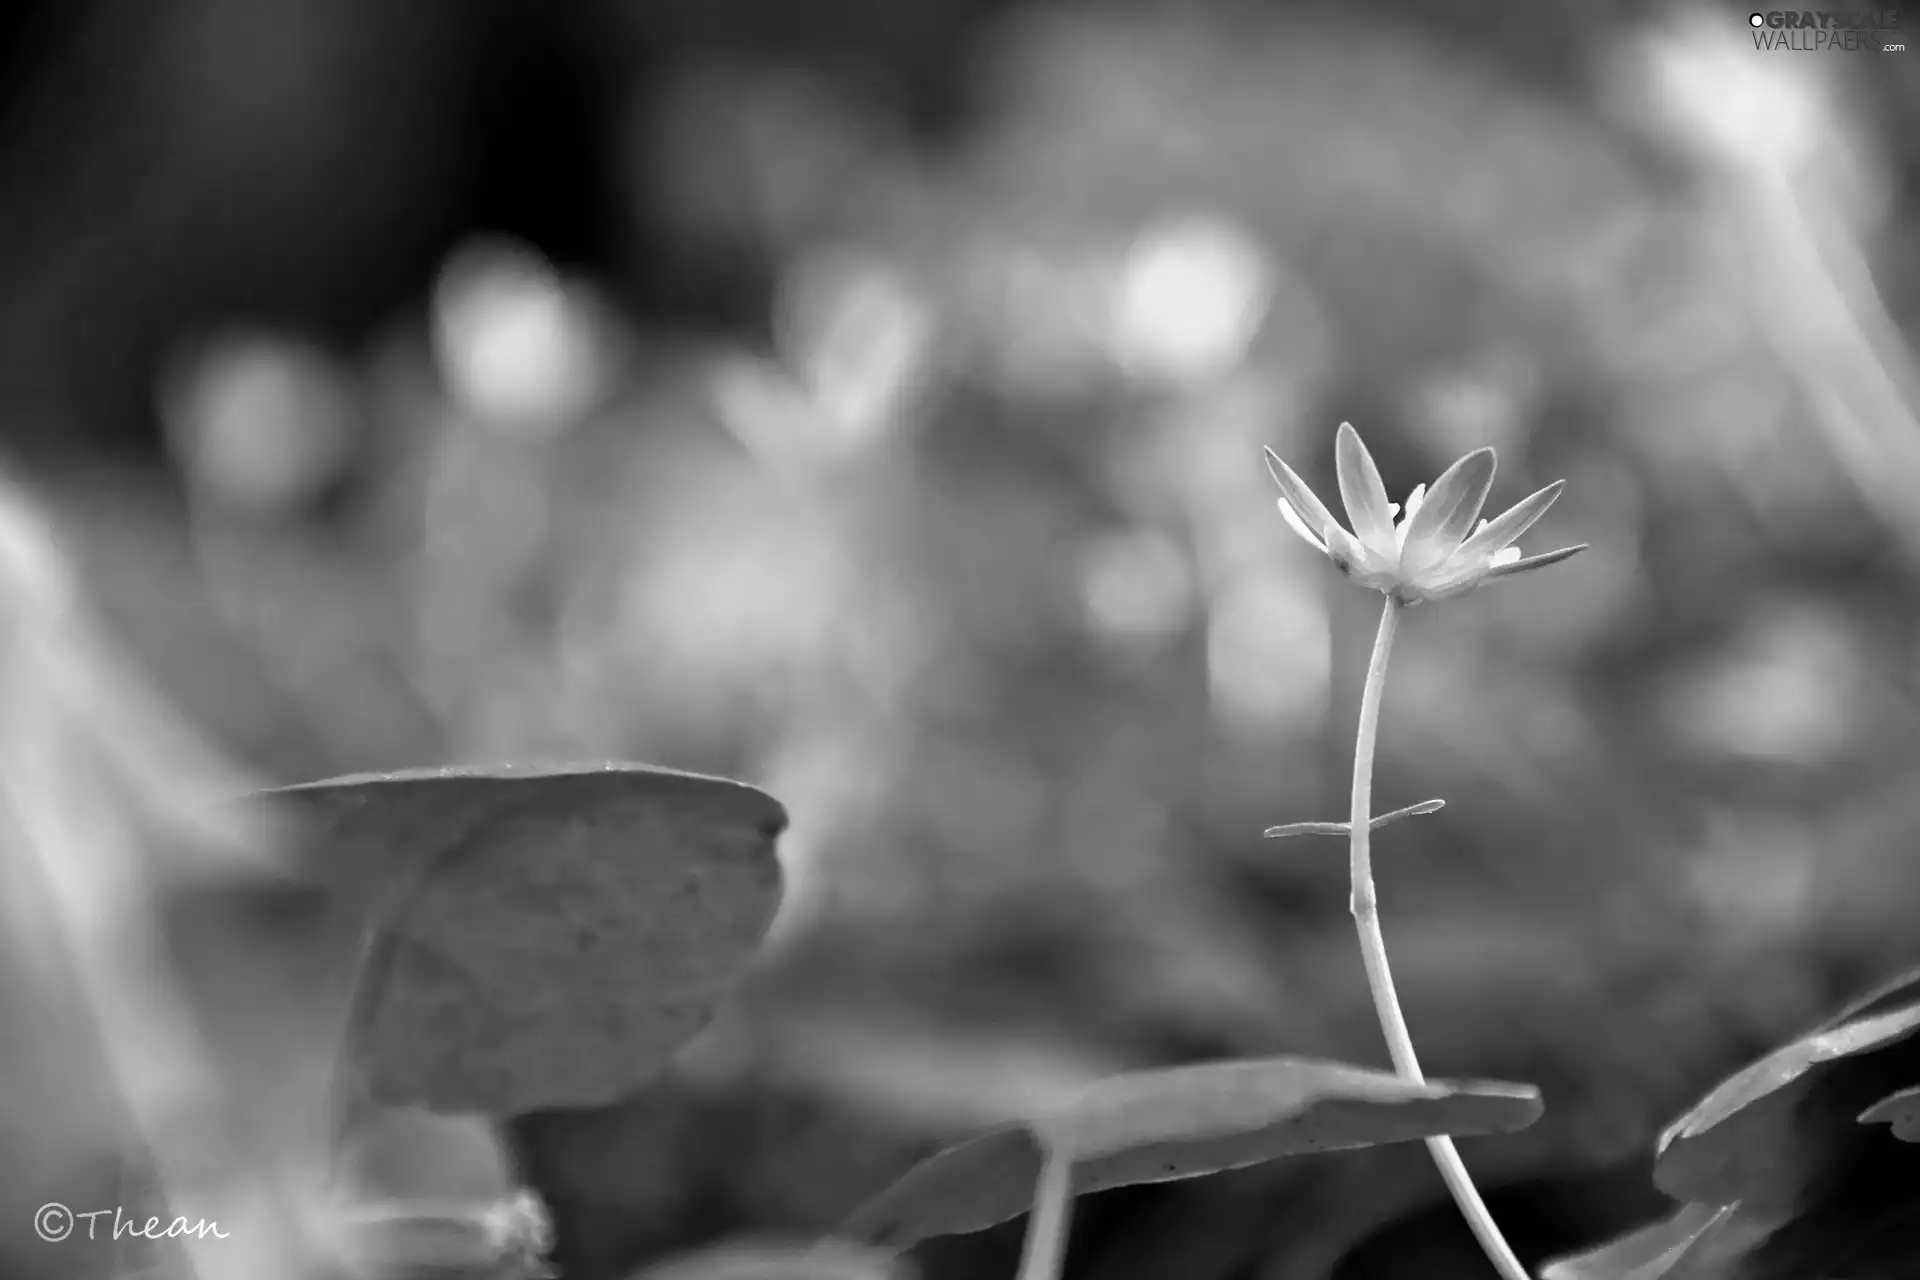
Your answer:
(1652, 975), (1920, 1210)
(260, 763), (786, 1115)
(842, 1056), (1543, 1247)
(632, 1237), (903, 1279)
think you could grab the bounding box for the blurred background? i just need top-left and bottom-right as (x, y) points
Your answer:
(1, 0), (1919, 1276)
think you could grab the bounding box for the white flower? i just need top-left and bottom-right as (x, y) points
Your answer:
(1265, 423), (1586, 605)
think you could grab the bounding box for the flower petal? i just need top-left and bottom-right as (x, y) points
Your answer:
(1451, 480), (1566, 564)
(1275, 496), (1328, 553)
(1400, 447), (1496, 574)
(1482, 543), (1588, 581)
(1334, 423), (1398, 558)
(1323, 523), (1400, 592)
(1263, 447), (1344, 551)
(1410, 559), (1490, 600)
(1394, 484), (1427, 549)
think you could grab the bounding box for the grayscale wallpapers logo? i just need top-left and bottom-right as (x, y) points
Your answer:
(1747, 9), (1904, 50)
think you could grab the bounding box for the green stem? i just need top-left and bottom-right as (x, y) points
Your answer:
(1350, 596), (1530, 1280)
(1014, 1137), (1075, 1280)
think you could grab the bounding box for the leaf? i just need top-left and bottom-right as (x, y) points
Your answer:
(260, 763), (786, 1115)
(632, 1237), (904, 1279)
(1728, 1191), (1920, 1280)
(756, 1014), (1118, 1128)
(1540, 1202), (1750, 1280)
(328, 1191), (555, 1279)
(1626, 971), (1920, 1280)
(1653, 981), (1920, 1210)
(842, 1056), (1544, 1247)
(1818, 964), (1920, 1028)
(1858, 1084), (1920, 1142)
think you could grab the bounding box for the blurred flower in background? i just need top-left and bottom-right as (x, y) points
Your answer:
(0, 0), (1918, 1276)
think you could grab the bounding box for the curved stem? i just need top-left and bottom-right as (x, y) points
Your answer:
(1350, 595), (1530, 1280)
(1015, 1137), (1075, 1280)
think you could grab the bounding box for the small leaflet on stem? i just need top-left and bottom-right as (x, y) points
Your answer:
(1263, 798), (1445, 840)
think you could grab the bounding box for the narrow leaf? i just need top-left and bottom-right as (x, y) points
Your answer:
(1262, 821), (1351, 839)
(1263, 798), (1445, 840)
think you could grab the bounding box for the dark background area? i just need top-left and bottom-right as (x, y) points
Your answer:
(1, 1), (1919, 1277)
